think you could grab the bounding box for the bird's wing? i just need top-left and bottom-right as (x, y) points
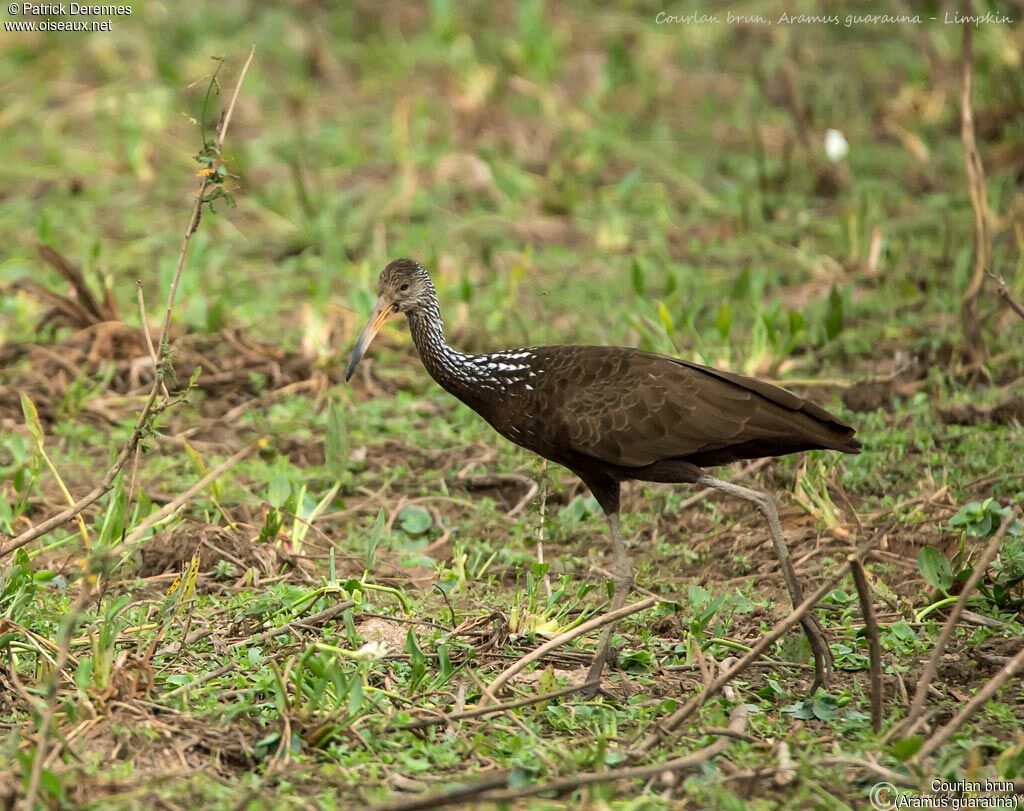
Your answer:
(536, 347), (854, 468)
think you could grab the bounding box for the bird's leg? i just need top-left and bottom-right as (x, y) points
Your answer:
(584, 512), (633, 690)
(696, 474), (833, 692)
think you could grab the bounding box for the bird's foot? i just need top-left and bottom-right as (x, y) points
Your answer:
(580, 682), (618, 701)
(802, 613), (833, 695)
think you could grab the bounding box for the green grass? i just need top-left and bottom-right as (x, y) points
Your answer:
(2, 2), (1024, 808)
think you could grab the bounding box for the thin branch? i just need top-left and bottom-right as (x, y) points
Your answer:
(120, 443), (255, 548)
(0, 46), (256, 560)
(229, 599), (356, 651)
(850, 558), (884, 732)
(1, 411), (156, 558)
(482, 597), (658, 704)
(23, 581), (94, 810)
(817, 757), (915, 787)
(157, 43), (255, 354)
(136, 280), (170, 400)
(390, 680), (599, 732)
(372, 702), (748, 811)
(988, 269), (1024, 322)
(637, 539), (875, 751)
(958, 0), (992, 366)
(912, 640), (1024, 764)
(900, 510), (1016, 733)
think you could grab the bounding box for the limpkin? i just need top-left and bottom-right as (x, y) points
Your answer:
(346, 259), (860, 691)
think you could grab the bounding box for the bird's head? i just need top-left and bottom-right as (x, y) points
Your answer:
(345, 258), (433, 381)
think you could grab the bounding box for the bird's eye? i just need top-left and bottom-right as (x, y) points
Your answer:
(399, 282), (410, 292)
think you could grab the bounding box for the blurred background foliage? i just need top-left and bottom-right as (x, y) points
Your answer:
(1, 0), (1021, 380)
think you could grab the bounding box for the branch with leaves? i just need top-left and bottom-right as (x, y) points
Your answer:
(1, 44), (256, 559)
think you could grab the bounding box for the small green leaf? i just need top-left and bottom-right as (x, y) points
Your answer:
(656, 300), (675, 337)
(824, 284), (844, 341)
(19, 393), (44, 447)
(619, 649), (655, 672)
(325, 399), (349, 482)
(267, 474), (291, 509)
(782, 699), (815, 719)
(918, 546), (953, 591)
(39, 768), (64, 801)
(0, 497), (13, 533)
(406, 628), (427, 691)
(437, 643), (453, 681)
(890, 735), (923, 762)
(811, 694), (839, 720)
(399, 505), (433, 536)
(365, 508), (387, 573)
(560, 495), (600, 523)
(347, 678), (363, 715)
(630, 258), (645, 295)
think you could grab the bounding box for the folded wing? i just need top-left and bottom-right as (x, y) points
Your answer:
(543, 348), (860, 468)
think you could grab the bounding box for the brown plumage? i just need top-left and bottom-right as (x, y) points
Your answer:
(347, 259), (860, 692)
(461, 346), (859, 516)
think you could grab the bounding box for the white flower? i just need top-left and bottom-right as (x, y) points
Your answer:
(824, 129), (849, 163)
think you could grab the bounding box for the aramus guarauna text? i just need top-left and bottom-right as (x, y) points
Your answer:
(346, 259), (861, 691)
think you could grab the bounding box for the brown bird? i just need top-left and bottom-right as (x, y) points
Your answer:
(346, 259), (860, 691)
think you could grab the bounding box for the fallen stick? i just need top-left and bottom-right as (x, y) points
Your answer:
(481, 596), (658, 705)
(637, 540), (875, 751)
(161, 600), (356, 700)
(120, 443), (256, 547)
(372, 700), (748, 811)
(230, 599), (356, 651)
(912, 640), (1024, 764)
(391, 679), (599, 732)
(850, 557), (884, 732)
(899, 510), (1016, 734)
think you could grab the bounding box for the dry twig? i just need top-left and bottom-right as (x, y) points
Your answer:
(1, 45), (256, 560)
(638, 540), (875, 752)
(373, 700), (748, 811)
(391, 680), (599, 732)
(850, 558), (884, 732)
(988, 269), (1024, 322)
(958, 0), (992, 367)
(120, 443), (256, 548)
(900, 510), (1016, 733)
(912, 640), (1024, 764)
(482, 596), (658, 704)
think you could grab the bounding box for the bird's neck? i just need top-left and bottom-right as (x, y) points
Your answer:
(406, 300), (479, 402)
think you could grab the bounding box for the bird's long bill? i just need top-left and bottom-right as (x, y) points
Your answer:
(345, 296), (394, 381)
